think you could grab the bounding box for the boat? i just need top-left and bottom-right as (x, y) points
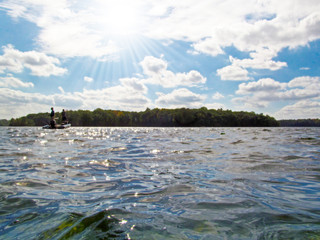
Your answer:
(42, 123), (71, 129)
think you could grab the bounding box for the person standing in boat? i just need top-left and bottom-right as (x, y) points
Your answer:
(50, 107), (55, 120)
(62, 109), (68, 124)
(50, 107), (56, 128)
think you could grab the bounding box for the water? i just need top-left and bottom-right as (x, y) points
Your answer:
(0, 127), (319, 239)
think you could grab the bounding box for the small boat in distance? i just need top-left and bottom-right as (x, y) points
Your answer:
(43, 108), (71, 129)
(42, 122), (71, 129)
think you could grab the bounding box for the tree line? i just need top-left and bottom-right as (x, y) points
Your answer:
(6, 107), (279, 127)
(279, 119), (320, 127)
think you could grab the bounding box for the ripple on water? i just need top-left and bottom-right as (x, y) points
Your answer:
(0, 195), (37, 216)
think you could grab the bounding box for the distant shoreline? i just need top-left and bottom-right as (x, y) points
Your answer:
(1, 107), (319, 127)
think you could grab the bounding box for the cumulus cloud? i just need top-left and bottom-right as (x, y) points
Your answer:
(140, 56), (206, 87)
(217, 64), (251, 81)
(66, 76), (150, 112)
(229, 49), (287, 71)
(0, 102), (51, 120)
(217, 49), (287, 81)
(52, 92), (84, 107)
(39, 25), (119, 59)
(274, 100), (320, 120)
(0, 87), (54, 107)
(192, 38), (225, 56)
(155, 88), (206, 108)
(120, 77), (147, 93)
(84, 76), (94, 83)
(236, 78), (286, 95)
(140, 56), (167, 75)
(145, 0), (320, 51)
(0, 45), (67, 76)
(287, 76), (320, 88)
(0, 86), (86, 119)
(145, 0), (318, 77)
(212, 92), (225, 100)
(78, 85), (150, 111)
(234, 76), (320, 109)
(0, 74), (34, 88)
(0, 76), (151, 118)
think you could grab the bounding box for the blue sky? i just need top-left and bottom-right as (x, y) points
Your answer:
(1, 0), (320, 120)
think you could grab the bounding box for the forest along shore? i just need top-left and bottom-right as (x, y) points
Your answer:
(3, 108), (320, 127)
(5, 107), (280, 127)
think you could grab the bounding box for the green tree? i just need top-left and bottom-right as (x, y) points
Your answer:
(174, 108), (196, 126)
(0, 119), (9, 126)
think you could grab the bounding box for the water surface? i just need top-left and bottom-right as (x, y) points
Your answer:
(0, 127), (319, 239)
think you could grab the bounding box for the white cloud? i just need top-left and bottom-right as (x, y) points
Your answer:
(212, 92), (225, 100)
(39, 24), (120, 59)
(140, 56), (206, 87)
(0, 74), (34, 88)
(140, 56), (167, 76)
(0, 45), (67, 76)
(155, 88), (206, 108)
(217, 49), (287, 80)
(236, 78), (286, 95)
(52, 92), (83, 107)
(0, 2), (27, 19)
(192, 38), (225, 56)
(229, 49), (287, 71)
(300, 67), (310, 71)
(0, 102), (50, 120)
(67, 76), (150, 112)
(0, 87), (54, 107)
(274, 100), (320, 120)
(120, 77), (147, 93)
(58, 86), (65, 94)
(0, 86), (85, 119)
(78, 85), (150, 112)
(234, 76), (320, 111)
(0, 77), (151, 118)
(217, 64), (251, 81)
(145, 0), (319, 75)
(232, 96), (270, 109)
(145, 0), (320, 50)
(84, 76), (94, 83)
(287, 76), (320, 88)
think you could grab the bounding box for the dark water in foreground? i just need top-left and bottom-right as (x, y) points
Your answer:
(0, 127), (319, 239)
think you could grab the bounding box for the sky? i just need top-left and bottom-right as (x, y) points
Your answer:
(1, 0), (320, 120)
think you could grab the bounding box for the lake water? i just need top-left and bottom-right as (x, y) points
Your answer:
(0, 127), (319, 239)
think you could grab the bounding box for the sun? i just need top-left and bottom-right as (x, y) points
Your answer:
(95, 0), (144, 36)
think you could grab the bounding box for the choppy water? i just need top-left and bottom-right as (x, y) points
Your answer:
(0, 127), (320, 239)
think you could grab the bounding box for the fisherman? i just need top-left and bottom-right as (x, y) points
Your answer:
(50, 107), (55, 120)
(50, 107), (56, 128)
(62, 109), (68, 123)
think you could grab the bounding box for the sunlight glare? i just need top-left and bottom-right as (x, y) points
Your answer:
(96, 0), (144, 36)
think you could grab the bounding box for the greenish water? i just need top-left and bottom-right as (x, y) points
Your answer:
(0, 127), (320, 239)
